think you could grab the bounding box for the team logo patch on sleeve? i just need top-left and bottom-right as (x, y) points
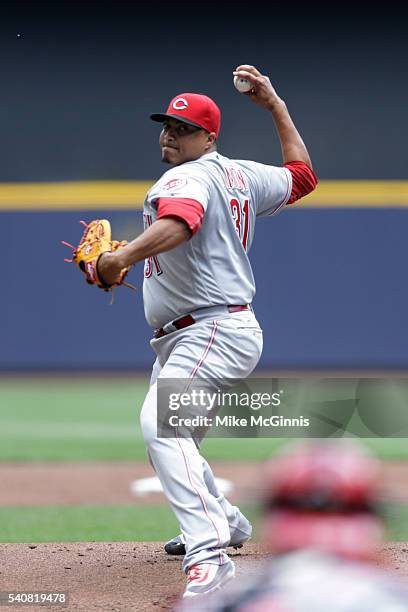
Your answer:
(162, 177), (188, 191)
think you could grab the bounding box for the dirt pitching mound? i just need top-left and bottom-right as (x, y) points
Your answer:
(0, 542), (267, 611)
(1, 542), (408, 611)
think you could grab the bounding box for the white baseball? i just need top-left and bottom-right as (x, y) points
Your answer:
(233, 75), (252, 93)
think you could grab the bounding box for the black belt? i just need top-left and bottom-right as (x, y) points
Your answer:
(154, 305), (250, 339)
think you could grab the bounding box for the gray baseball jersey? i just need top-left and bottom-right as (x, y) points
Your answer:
(142, 151), (292, 328)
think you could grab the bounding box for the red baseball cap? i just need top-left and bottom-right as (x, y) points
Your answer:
(150, 93), (221, 137)
(260, 441), (384, 560)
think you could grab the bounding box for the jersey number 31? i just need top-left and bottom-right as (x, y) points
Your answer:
(144, 213), (163, 278)
(229, 198), (250, 251)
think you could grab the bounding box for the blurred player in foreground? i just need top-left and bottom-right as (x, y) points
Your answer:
(179, 440), (408, 611)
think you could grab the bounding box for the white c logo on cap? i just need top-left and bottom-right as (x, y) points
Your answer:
(172, 97), (188, 110)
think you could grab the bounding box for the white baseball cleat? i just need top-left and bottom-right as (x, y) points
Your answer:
(183, 560), (235, 598)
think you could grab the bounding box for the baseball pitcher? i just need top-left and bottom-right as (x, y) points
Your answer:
(66, 64), (318, 598)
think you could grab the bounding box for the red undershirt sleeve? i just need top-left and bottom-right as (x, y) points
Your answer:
(156, 197), (205, 236)
(284, 161), (318, 205)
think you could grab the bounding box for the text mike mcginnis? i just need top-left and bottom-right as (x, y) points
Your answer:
(167, 414), (311, 428)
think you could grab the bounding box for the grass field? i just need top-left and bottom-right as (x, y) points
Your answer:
(1, 376), (408, 543)
(0, 505), (181, 543)
(1, 376), (408, 462)
(1, 502), (407, 543)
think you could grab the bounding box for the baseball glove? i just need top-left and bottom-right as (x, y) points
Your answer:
(62, 219), (135, 292)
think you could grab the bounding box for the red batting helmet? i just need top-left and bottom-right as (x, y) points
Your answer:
(261, 440), (384, 560)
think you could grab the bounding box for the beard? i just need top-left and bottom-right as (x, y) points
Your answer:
(161, 150), (172, 164)
(161, 147), (183, 166)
